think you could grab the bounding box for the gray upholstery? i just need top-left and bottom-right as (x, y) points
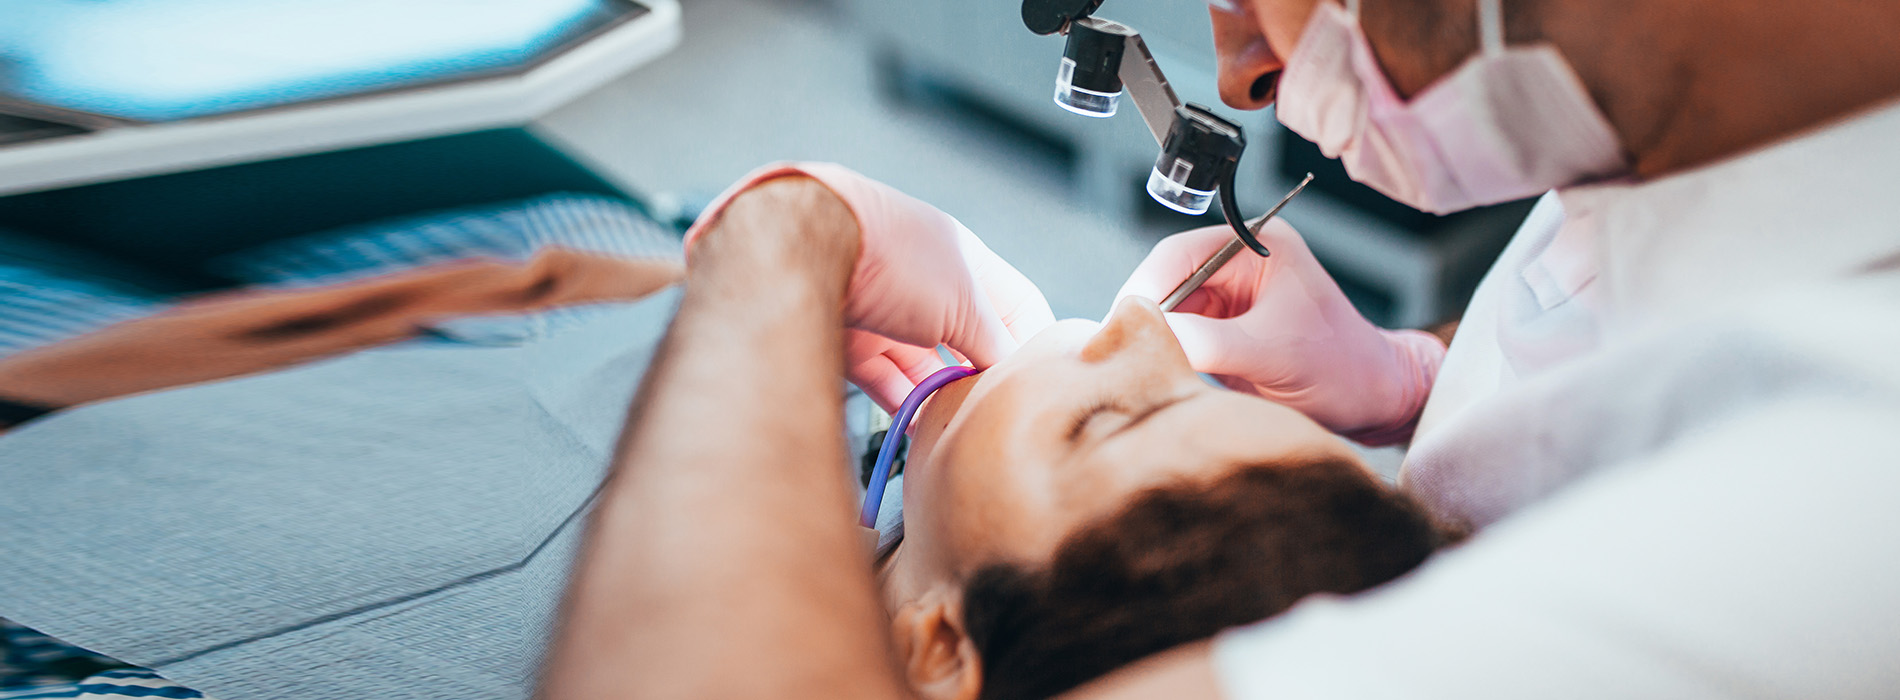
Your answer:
(0, 289), (680, 700)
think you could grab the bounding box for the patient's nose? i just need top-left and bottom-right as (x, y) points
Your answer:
(1081, 296), (1176, 363)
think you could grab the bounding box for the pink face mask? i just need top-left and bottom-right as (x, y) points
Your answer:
(1274, 0), (1627, 214)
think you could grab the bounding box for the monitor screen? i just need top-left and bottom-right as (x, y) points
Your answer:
(0, 0), (645, 124)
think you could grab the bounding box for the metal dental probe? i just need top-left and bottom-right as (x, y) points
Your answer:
(1157, 173), (1315, 312)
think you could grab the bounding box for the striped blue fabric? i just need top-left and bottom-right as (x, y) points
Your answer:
(213, 193), (681, 288)
(0, 669), (204, 699)
(0, 265), (161, 359)
(0, 619), (122, 689)
(0, 192), (676, 700)
(0, 622), (201, 700)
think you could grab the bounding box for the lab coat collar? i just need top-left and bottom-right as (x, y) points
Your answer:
(1557, 97), (1900, 338)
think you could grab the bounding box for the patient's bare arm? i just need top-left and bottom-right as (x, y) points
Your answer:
(539, 178), (909, 700)
(0, 249), (681, 411)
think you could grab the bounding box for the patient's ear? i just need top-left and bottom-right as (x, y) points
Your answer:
(890, 588), (982, 700)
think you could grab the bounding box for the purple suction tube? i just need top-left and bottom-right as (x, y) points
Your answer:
(859, 365), (979, 528)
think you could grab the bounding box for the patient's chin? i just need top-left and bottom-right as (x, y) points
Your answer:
(909, 375), (979, 463)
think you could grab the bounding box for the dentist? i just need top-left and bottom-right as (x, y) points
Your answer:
(1101, 0), (1900, 696)
(538, 0), (1900, 696)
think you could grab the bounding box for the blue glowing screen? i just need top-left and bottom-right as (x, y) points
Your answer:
(0, 0), (635, 122)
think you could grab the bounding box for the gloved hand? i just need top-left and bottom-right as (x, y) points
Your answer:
(1117, 221), (1444, 445)
(686, 162), (1055, 412)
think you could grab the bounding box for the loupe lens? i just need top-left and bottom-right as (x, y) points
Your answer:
(1054, 19), (1129, 119)
(1147, 158), (1215, 214)
(1146, 105), (1245, 215)
(1054, 57), (1120, 117)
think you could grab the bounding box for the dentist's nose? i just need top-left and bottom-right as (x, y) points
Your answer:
(1211, 7), (1283, 110)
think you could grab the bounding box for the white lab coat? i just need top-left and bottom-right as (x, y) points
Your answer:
(1212, 99), (1900, 697)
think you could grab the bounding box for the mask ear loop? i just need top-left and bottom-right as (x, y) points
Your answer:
(1477, 0), (1504, 54)
(859, 365), (980, 528)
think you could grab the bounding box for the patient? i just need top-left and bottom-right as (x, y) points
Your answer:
(872, 299), (1451, 700)
(538, 173), (1454, 700)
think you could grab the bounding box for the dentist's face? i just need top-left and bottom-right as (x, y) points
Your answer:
(890, 296), (1361, 584)
(1213, 0), (1474, 108)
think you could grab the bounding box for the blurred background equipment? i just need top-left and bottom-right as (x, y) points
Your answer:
(0, 0), (678, 295)
(0, 0), (643, 124)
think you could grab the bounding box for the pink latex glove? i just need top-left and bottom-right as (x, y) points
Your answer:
(1116, 221), (1445, 445)
(686, 162), (1055, 412)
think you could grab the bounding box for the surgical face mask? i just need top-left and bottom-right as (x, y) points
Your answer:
(1274, 0), (1627, 214)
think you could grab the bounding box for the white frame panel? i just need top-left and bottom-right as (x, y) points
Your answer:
(0, 0), (681, 196)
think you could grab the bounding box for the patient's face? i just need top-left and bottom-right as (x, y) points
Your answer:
(889, 296), (1362, 587)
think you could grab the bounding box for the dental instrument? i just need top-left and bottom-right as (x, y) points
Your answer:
(859, 365), (979, 529)
(1157, 172), (1314, 312)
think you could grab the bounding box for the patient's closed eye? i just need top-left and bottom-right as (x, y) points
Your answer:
(1066, 395), (1190, 444)
(1066, 399), (1127, 443)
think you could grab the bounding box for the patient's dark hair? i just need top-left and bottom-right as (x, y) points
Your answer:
(961, 458), (1449, 700)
